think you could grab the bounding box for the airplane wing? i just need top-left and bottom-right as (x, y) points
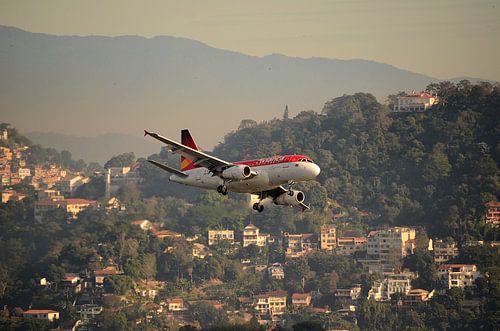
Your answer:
(144, 130), (231, 173)
(147, 160), (188, 178)
(257, 186), (310, 211)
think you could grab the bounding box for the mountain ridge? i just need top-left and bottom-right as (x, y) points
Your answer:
(1, 25), (492, 161)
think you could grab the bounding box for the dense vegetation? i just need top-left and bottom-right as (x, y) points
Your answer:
(0, 81), (499, 330)
(208, 81), (499, 240)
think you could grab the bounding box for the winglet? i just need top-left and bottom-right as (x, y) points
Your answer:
(144, 130), (151, 137)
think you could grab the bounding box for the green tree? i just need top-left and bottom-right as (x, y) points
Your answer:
(189, 302), (228, 327)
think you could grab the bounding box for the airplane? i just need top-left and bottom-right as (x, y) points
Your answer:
(144, 129), (321, 212)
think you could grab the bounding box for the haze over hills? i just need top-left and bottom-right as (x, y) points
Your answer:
(0, 25), (491, 163)
(25, 132), (159, 164)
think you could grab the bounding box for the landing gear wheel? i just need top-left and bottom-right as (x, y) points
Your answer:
(217, 185), (228, 195)
(253, 203), (264, 212)
(287, 180), (295, 196)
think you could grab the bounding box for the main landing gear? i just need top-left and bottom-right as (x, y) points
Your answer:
(252, 192), (265, 212)
(287, 180), (296, 196)
(217, 185), (228, 195)
(253, 202), (264, 213)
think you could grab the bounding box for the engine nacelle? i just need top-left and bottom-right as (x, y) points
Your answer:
(222, 165), (252, 180)
(274, 190), (305, 206)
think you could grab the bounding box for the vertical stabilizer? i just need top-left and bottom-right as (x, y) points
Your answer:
(181, 129), (200, 171)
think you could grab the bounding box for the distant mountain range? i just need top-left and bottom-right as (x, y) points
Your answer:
(25, 132), (159, 165)
(1, 25), (492, 163)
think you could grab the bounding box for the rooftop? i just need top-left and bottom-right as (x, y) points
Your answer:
(24, 309), (59, 314)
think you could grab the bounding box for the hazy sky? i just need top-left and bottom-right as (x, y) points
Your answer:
(1, 0), (499, 81)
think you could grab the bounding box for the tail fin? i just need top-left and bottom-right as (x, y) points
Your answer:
(181, 129), (200, 171)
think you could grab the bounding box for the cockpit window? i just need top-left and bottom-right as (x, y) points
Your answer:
(307, 160), (313, 163)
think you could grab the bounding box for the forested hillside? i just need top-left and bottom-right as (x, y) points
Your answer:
(204, 81), (499, 239)
(1, 81), (499, 330)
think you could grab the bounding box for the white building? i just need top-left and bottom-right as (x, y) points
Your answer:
(18, 167), (31, 179)
(368, 271), (416, 301)
(393, 92), (437, 112)
(105, 166), (141, 197)
(208, 229), (234, 246)
(242, 224), (269, 247)
(253, 291), (287, 320)
(437, 264), (481, 289)
(23, 310), (60, 322)
(367, 227), (416, 267)
(267, 263), (285, 280)
(57, 175), (89, 195)
(433, 239), (459, 265)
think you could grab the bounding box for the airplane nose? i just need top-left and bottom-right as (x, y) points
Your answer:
(310, 163), (321, 177)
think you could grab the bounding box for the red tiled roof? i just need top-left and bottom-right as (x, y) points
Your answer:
(244, 223), (258, 230)
(63, 275), (79, 281)
(94, 266), (121, 276)
(154, 230), (182, 237)
(486, 201), (500, 207)
(24, 309), (58, 314)
(292, 293), (311, 300)
(131, 220), (148, 225)
(400, 92), (434, 98)
(63, 199), (97, 205)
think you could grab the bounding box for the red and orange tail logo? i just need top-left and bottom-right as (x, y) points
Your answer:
(181, 129), (200, 171)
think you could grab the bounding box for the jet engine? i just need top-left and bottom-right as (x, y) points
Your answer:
(222, 165), (252, 180)
(274, 190), (305, 206)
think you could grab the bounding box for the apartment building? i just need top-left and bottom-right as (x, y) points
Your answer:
(284, 232), (319, 258)
(367, 227), (416, 267)
(368, 271), (416, 301)
(433, 239), (459, 265)
(320, 224), (337, 251)
(208, 229), (235, 246)
(393, 92), (437, 112)
(34, 198), (97, 222)
(337, 236), (367, 256)
(437, 264), (481, 289)
(242, 223), (269, 247)
(485, 201), (500, 225)
(254, 291), (287, 320)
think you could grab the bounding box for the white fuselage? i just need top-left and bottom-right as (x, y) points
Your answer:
(169, 161), (320, 193)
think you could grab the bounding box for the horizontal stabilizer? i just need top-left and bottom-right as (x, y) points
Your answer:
(147, 160), (188, 177)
